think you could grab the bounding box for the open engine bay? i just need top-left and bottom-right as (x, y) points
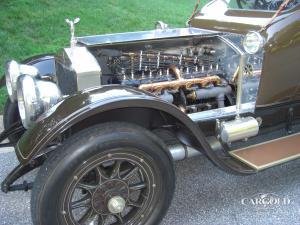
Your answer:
(85, 34), (262, 114)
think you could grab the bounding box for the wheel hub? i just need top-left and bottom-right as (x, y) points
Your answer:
(107, 196), (126, 214)
(91, 179), (129, 214)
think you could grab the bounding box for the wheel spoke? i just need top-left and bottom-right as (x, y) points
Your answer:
(122, 166), (139, 180)
(71, 195), (91, 210)
(65, 151), (157, 225)
(78, 207), (95, 224)
(141, 193), (149, 200)
(77, 182), (97, 192)
(128, 201), (142, 208)
(114, 213), (124, 223)
(110, 160), (122, 179)
(129, 182), (146, 191)
(97, 214), (108, 225)
(138, 169), (145, 182)
(95, 166), (109, 184)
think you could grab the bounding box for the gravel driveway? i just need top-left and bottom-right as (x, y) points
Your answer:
(0, 117), (299, 225)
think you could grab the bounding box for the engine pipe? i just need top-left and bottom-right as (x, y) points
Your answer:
(139, 75), (221, 92)
(168, 144), (201, 161)
(168, 136), (222, 161)
(187, 85), (232, 108)
(158, 91), (174, 103)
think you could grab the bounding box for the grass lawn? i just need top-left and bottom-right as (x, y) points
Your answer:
(0, 0), (211, 112)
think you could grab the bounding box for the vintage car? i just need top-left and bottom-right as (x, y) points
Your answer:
(1, 0), (300, 224)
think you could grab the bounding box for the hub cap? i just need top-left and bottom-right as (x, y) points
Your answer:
(107, 196), (126, 214)
(91, 179), (129, 215)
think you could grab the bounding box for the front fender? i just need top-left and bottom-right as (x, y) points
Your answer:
(16, 85), (253, 175)
(22, 54), (55, 72)
(16, 85), (201, 163)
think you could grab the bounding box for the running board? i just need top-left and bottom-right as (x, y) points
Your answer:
(229, 133), (300, 171)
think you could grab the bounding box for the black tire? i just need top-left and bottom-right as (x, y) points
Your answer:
(3, 98), (24, 143)
(31, 122), (175, 225)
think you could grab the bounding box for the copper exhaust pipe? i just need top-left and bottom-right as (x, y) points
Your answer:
(139, 72), (221, 92)
(169, 65), (182, 80)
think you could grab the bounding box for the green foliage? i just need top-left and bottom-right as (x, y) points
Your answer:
(0, 0), (208, 112)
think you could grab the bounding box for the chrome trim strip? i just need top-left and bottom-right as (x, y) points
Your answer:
(77, 28), (219, 46)
(188, 102), (255, 122)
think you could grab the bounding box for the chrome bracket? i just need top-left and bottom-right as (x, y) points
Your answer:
(236, 53), (246, 118)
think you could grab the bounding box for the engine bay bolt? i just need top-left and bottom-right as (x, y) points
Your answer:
(186, 67), (190, 74)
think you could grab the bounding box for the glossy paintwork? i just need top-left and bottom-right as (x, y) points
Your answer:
(16, 85), (248, 174)
(257, 8), (300, 106)
(16, 86), (194, 163)
(190, 4), (299, 35)
(22, 54), (55, 77)
(191, 9), (275, 35)
(191, 4), (300, 106)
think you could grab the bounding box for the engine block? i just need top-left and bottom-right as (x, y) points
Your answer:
(87, 35), (242, 114)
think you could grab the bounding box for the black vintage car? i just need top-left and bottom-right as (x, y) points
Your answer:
(1, 0), (300, 224)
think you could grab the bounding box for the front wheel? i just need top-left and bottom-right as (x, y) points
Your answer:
(31, 122), (175, 225)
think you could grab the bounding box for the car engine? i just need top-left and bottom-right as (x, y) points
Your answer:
(53, 29), (262, 116)
(88, 37), (239, 114)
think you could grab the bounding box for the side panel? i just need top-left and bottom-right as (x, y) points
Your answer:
(257, 9), (300, 106)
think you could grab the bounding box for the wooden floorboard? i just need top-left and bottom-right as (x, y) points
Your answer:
(230, 133), (300, 170)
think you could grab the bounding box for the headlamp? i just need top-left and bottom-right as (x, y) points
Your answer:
(5, 60), (38, 102)
(243, 31), (264, 54)
(17, 74), (62, 129)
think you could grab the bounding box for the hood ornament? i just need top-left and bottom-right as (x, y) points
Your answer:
(65, 17), (80, 48)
